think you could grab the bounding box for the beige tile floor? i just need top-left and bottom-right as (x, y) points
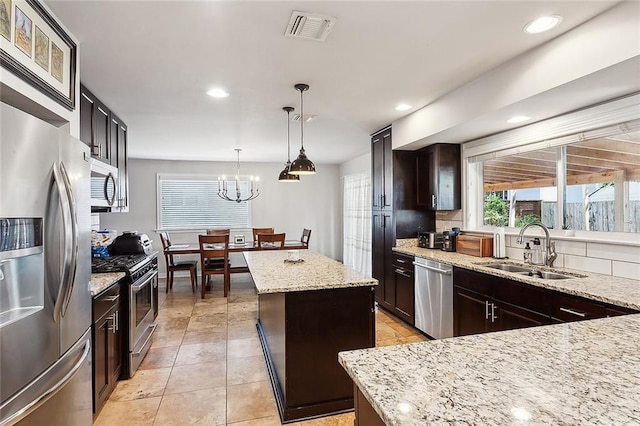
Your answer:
(94, 274), (427, 425)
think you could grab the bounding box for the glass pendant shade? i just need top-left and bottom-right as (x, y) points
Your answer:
(289, 83), (316, 176)
(278, 106), (300, 182)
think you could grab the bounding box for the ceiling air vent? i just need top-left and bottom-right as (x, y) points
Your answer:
(292, 114), (317, 123)
(285, 11), (336, 42)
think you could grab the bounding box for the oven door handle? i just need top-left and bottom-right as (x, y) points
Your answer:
(132, 323), (157, 356)
(131, 270), (158, 292)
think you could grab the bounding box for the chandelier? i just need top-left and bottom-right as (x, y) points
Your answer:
(218, 149), (259, 203)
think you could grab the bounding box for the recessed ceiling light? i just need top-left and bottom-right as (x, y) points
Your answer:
(395, 103), (412, 111)
(507, 115), (531, 124)
(206, 88), (229, 98)
(524, 15), (562, 34)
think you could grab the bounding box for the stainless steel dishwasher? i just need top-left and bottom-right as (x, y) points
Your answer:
(413, 257), (453, 339)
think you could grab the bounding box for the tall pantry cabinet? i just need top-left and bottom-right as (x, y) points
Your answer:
(371, 127), (433, 324)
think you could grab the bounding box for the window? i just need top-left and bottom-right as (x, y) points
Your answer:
(464, 93), (640, 234)
(157, 174), (249, 230)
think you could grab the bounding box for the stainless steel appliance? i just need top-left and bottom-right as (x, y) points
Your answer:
(1, 104), (92, 425)
(413, 257), (453, 339)
(92, 254), (157, 377)
(90, 157), (118, 212)
(418, 232), (443, 249)
(441, 228), (461, 252)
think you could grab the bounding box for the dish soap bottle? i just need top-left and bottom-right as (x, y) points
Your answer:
(523, 242), (533, 264)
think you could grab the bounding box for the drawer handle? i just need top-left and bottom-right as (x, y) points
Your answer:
(103, 295), (119, 302)
(559, 307), (586, 318)
(396, 259), (407, 264)
(395, 268), (411, 278)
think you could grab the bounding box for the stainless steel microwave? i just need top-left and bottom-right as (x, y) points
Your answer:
(89, 155), (118, 212)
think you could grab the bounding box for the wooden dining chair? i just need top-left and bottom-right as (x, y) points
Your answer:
(199, 234), (230, 298)
(158, 231), (198, 293)
(206, 228), (230, 236)
(257, 232), (286, 250)
(300, 228), (312, 247)
(252, 227), (274, 241)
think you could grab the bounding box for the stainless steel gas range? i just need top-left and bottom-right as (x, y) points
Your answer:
(92, 254), (158, 377)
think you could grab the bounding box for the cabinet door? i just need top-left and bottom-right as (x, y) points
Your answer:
(393, 266), (414, 324)
(493, 302), (550, 332)
(110, 114), (129, 212)
(79, 88), (94, 148)
(109, 308), (123, 383)
(372, 212), (393, 310)
(416, 147), (436, 208)
(454, 286), (489, 337)
(416, 144), (461, 210)
(371, 130), (392, 210)
(94, 100), (111, 163)
(93, 312), (111, 412)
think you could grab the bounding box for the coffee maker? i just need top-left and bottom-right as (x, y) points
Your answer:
(441, 227), (461, 252)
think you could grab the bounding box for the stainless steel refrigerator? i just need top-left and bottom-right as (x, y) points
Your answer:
(1, 103), (93, 425)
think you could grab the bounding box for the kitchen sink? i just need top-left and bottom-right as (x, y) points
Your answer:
(478, 262), (587, 280)
(483, 263), (531, 273)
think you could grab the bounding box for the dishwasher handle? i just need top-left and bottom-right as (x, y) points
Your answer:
(413, 262), (452, 275)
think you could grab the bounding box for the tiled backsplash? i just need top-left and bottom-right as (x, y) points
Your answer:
(498, 234), (638, 280)
(436, 210), (639, 280)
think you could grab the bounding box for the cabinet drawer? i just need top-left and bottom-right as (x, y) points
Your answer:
(551, 293), (606, 322)
(493, 278), (550, 317)
(392, 253), (414, 270)
(93, 283), (121, 321)
(605, 304), (639, 317)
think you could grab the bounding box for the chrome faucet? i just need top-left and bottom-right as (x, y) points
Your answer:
(516, 222), (557, 268)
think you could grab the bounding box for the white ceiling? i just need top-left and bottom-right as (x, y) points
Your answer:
(45, 0), (623, 164)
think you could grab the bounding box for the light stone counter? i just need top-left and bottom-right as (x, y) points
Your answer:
(394, 239), (640, 310)
(90, 272), (125, 296)
(243, 250), (377, 294)
(339, 314), (640, 425)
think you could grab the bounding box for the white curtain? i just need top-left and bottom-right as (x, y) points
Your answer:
(343, 173), (372, 276)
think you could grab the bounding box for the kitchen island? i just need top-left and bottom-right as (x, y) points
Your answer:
(339, 314), (640, 425)
(244, 250), (377, 423)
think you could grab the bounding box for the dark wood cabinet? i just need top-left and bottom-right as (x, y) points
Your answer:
(80, 84), (113, 164)
(354, 385), (385, 426)
(92, 282), (122, 416)
(454, 268), (551, 336)
(81, 83), (130, 212)
(371, 127), (433, 325)
(110, 113), (129, 212)
(454, 267), (639, 337)
(391, 252), (415, 325)
(372, 129), (392, 210)
(417, 143), (461, 210)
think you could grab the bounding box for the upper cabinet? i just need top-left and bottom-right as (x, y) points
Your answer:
(372, 128), (393, 210)
(80, 84), (114, 165)
(416, 143), (461, 211)
(81, 83), (129, 212)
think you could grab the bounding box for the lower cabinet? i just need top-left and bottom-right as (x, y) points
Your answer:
(354, 385), (385, 426)
(92, 282), (123, 416)
(454, 267), (639, 337)
(391, 253), (415, 325)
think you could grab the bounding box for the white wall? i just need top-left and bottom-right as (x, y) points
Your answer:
(99, 158), (342, 275)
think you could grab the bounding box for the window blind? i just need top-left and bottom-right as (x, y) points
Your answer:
(158, 175), (249, 230)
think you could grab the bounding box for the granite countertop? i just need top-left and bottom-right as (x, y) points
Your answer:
(393, 239), (640, 310)
(339, 314), (640, 425)
(243, 250), (377, 294)
(90, 272), (125, 296)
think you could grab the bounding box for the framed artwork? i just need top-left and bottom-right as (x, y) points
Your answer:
(13, 5), (30, 56)
(0, 0), (10, 41)
(34, 23), (47, 70)
(0, 0), (76, 110)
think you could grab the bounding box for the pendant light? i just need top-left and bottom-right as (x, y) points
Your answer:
(288, 83), (316, 175)
(278, 106), (300, 182)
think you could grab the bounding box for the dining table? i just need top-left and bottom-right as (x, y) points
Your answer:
(165, 240), (308, 274)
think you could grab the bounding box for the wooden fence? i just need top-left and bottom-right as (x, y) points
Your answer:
(542, 201), (639, 232)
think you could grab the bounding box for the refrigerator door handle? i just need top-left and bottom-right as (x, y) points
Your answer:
(58, 162), (79, 317)
(0, 338), (90, 426)
(51, 162), (73, 323)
